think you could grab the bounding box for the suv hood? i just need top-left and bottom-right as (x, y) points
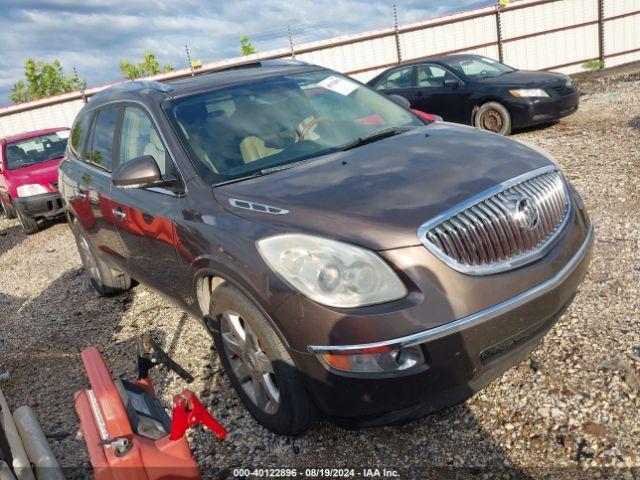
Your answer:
(6, 157), (62, 188)
(479, 70), (569, 87)
(214, 123), (554, 250)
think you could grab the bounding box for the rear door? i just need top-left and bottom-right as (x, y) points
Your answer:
(373, 66), (419, 104)
(63, 106), (128, 270)
(414, 64), (471, 122)
(109, 105), (182, 297)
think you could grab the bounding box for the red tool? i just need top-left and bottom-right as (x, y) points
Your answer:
(74, 337), (226, 480)
(170, 391), (226, 441)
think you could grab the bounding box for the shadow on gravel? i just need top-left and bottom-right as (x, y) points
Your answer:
(512, 120), (560, 136)
(0, 224), (24, 258)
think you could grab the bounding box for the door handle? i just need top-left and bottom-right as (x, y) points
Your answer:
(78, 191), (88, 200)
(112, 208), (126, 220)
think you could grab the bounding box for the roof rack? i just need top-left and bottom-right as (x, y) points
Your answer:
(212, 59), (311, 74)
(103, 80), (174, 94)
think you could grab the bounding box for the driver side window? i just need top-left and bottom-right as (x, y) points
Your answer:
(417, 65), (455, 87)
(119, 107), (175, 177)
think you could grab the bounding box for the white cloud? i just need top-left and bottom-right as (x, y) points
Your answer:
(0, 0), (492, 103)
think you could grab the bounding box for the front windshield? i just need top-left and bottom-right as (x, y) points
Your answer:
(444, 56), (514, 80)
(5, 131), (69, 170)
(164, 70), (422, 184)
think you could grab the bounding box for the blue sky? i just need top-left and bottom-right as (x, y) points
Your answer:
(0, 0), (493, 104)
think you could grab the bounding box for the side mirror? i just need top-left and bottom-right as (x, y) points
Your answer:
(388, 94), (411, 109)
(443, 78), (460, 88)
(112, 155), (162, 189)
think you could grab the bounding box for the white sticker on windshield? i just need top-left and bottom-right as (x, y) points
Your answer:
(57, 130), (70, 139)
(319, 75), (358, 96)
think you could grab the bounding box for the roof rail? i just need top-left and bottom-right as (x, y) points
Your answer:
(213, 58), (311, 73)
(103, 80), (174, 94)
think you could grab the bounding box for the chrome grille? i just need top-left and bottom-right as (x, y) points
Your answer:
(418, 167), (570, 275)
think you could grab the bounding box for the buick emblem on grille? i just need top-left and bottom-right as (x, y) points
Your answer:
(509, 194), (540, 231)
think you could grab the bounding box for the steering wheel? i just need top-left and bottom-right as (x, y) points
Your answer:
(297, 116), (330, 141)
(479, 70), (489, 77)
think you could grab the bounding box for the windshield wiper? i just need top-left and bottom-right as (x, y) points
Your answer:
(338, 127), (411, 152)
(260, 157), (319, 175)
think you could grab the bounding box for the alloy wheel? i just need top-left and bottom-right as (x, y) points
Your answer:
(220, 310), (280, 415)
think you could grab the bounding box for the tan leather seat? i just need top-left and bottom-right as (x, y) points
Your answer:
(239, 136), (283, 163)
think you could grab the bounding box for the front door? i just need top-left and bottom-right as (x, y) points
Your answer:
(109, 105), (183, 298)
(414, 64), (470, 123)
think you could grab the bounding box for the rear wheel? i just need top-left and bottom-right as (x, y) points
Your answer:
(475, 101), (512, 135)
(210, 283), (316, 435)
(71, 218), (133, 296)
(1, 197), (16, 219)
(15, 206), (39, 234)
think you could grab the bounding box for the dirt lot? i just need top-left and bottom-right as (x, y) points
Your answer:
(1, 66), (639, 480)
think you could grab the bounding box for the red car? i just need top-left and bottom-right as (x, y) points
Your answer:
(0, 128), (69, 234)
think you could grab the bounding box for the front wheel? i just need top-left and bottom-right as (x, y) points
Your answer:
(15, 207), (39, 234)
(474, 101), (512, 135)
(71, 218), (133, 296)
(1, 197), (16, 219)
(210, 283), (316, 435)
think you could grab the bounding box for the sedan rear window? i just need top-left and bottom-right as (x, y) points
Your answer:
(164, 70), (422, 184)
(5, 131), (69, 171)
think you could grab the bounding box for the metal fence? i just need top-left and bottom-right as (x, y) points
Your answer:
(1, 0), (638, 137)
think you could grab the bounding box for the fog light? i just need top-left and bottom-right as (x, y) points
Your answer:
(319, 345), (425, 374)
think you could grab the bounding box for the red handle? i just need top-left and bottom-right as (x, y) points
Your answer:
(169, 390), (227, 441)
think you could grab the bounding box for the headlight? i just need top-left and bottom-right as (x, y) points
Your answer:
(319, 345), (425, 374)
(257, 234), (407, 308)
(509, 88), (549, 98)
(16, 184), (48, 197)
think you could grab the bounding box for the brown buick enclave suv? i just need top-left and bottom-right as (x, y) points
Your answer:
(59, 60), (593, 434)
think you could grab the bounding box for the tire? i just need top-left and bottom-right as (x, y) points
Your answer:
(1, 197), (16, 219)
(210, 283), (316, 435)
(474, 101), (512, 135)
(70, 218), (133, 296)
(15, 206), (39, 234)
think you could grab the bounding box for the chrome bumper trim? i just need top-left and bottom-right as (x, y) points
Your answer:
(308, 224), (593, 354)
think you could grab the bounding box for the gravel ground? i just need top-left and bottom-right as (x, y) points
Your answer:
(0, 66), (639, 480)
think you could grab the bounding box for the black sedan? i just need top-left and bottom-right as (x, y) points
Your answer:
(367, 54), (579, 135)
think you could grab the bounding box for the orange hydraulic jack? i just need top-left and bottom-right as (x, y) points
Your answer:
(74, 338), (226, 480)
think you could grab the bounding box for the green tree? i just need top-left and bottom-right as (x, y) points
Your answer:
(119, 51), (173, 80)
(10, 59), (86, 103)
(240, 35), (256, 56)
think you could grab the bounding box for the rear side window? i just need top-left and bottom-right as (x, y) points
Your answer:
(69, 111), (92, 156)
(119, 107), (175, 177)
(87, 107), (119, 171)
(377, 67), (414, 90)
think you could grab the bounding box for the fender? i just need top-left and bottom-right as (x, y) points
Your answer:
(191, 261), (293, 350)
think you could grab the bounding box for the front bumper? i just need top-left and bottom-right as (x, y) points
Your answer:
(509, 92), (579, 129)
(290, 223), (593, 424)
(14, 191), (64, 219)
